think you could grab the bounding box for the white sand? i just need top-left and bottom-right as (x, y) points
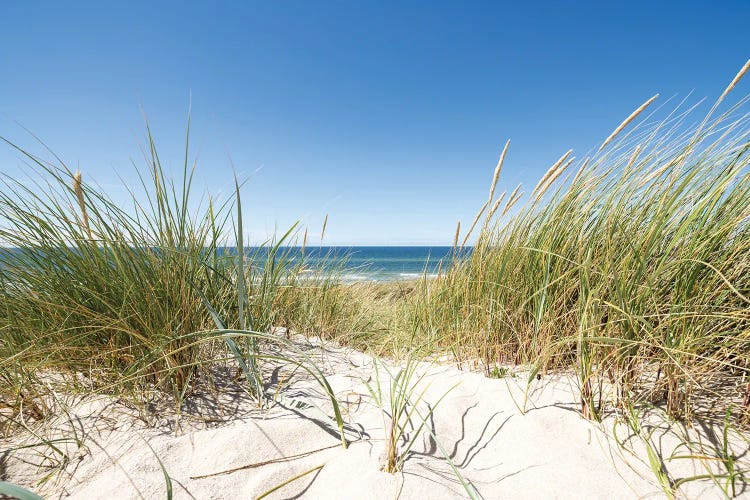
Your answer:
(3, 339), (748, 499)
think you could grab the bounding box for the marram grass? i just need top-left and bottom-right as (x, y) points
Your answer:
(410, 74), (750, 423)
(1, 62), (750, 498)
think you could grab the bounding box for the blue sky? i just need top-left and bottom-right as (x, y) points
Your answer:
(1, 1), (748, 245)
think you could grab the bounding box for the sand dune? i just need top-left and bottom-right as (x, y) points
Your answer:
(4, 339), (747, 499)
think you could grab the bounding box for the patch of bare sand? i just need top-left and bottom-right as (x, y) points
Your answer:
(3, 339), (748, 499)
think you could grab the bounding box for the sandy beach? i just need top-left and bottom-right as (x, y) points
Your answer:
(4, 336), (746, 499)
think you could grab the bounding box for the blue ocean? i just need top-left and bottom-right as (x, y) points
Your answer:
(1, 246), (470, 283)
(267, 246), (468, 282)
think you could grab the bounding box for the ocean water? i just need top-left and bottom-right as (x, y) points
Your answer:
(265, 246), (469, 282)
(1, 246), (470, 283)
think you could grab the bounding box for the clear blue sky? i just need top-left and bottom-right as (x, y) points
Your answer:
(1, 1), (748, 245)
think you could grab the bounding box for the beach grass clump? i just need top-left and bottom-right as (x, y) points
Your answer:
(412, 66), (750, 423)
(0, 126), (346, 427)
(366, 354), (437, 473)
(0, 127), (368, 494)
(0, 131), (229, 405)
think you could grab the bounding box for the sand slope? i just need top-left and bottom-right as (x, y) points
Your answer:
(3, 340), (747, 499)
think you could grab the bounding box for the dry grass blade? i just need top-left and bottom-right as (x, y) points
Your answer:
(461, 199), (490, 247)
(190, 444), (339, 479)
(569, 157), (590, 188)
(501, 183), (523, 216)
(624, 145), (642, 174)
(255, 464), (325, 500)
(321, 214), (328, 242)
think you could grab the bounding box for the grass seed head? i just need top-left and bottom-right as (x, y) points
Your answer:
(488, 140), (511, 203)
(719, 59), (750, 104)
(73, 170), (92, 239)
(599, 94), (659, 151)
(533, 150), (573, 195)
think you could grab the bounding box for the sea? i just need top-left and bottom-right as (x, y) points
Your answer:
(1, 246), (470, 283)
(264, 246), (468, 282)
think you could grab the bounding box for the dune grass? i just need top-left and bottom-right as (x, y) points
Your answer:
(265, 61), (750, 436)
(0, 124), (355, 459)
(1, 62), (750, 497)
(406, 68), (750, 425)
